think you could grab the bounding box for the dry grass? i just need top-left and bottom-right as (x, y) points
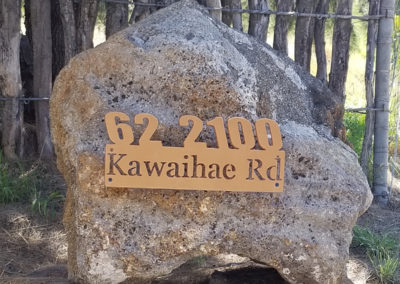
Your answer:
(0, 161), (67, 282)
(347, 257), (374, 284)
(0, 203), (67, 279)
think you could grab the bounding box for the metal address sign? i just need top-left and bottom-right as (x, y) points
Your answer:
(105, 112), (285, 192)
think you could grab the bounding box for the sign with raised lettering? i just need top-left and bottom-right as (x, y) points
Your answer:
(105, 112), (285, 192)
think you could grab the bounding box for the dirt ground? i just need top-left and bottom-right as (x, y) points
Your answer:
(0, 168), (399, 284)
(351, 173), (400, 284)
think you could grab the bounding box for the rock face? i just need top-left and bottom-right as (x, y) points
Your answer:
(50, 1), (372, 283)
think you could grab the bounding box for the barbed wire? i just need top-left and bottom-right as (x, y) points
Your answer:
(0, 97), (49, 102)
(345, 107), (390, 114)
(98, 0), (394, 21)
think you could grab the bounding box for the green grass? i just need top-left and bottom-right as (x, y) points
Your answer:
(343, 112), (366, 157)
(0, 153), (37, 204)
(352, 225), (400, 283)
(353, 226), (399, 256)
(31, 190), (65, 218)
(368, 252), (400, 284)
(0, 151), (65, 218)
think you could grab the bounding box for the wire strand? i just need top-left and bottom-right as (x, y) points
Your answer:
(0, 97), (49, 101)
(98, 0), (392, 21)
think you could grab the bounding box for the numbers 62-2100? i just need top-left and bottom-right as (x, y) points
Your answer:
(105, 112), (283, 151)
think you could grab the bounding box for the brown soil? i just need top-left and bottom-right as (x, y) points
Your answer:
(1, 166), (399, 284)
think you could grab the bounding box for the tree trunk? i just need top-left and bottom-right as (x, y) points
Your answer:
(0, 0), (23, 160)
(31, 0), (54, 159)
(221, 0), (242, 30)
(129, 0), (156, 24)
(221, 0), (232, 26)
(59, 0), (76, 65)
(74, 0), (98, 53)
(373, 0), (396, 206)
(273, 0), (294, 54)
(329, 0), (353, 101)
(129, 0), (178, 24)
(206, 0), (222, 21)
(314, 0), (329, 82)
(295, 0), (316, 71)
(106, 0), (129, 39)
(24, 0), (32, 44)
(360, 0), (379, 178)
(19, 35), (34, 128)
(231, 0), (242, 31)
(328, 0), (353, 139)
(51, 0), (64, 81)
(248, 0), (270, 42)
(51, 0), (76, 80)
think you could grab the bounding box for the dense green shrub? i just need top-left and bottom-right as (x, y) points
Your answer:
(344, 112), (366, 157)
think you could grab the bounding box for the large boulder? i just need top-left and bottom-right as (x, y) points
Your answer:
(50, 1), (372, 283)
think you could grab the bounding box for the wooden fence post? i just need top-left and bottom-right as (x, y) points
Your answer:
(31, 0), (54, 159)
(0, 0), (23, 160)
(373, 0), (396, 206)
(361, 0), (380, 179)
